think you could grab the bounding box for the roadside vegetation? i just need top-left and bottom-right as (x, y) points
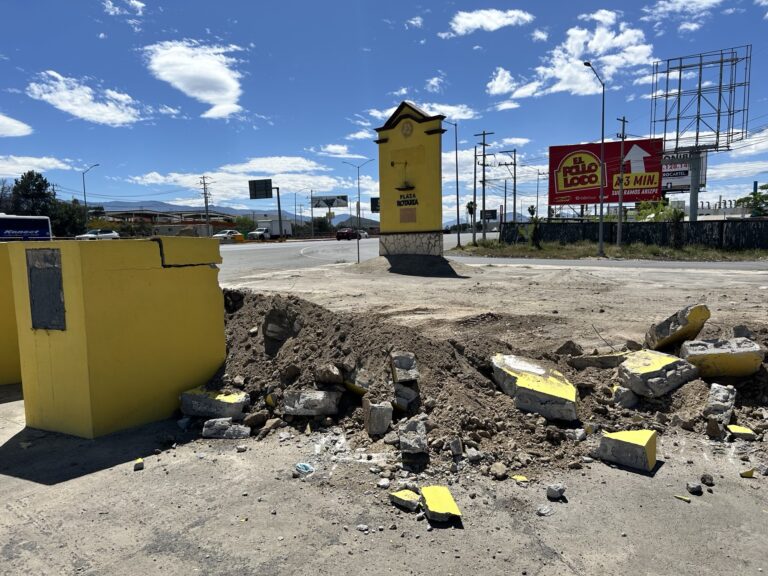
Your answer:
(449, 239), (768, 262)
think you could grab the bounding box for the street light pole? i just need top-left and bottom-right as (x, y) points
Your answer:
(584, 61), (606, 257)
(81, 163), (99, 232)
(444, 120), (461, 247)
(342, 158), (373, 264)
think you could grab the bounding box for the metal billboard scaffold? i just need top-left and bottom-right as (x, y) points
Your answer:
(650, 45), (751, 221)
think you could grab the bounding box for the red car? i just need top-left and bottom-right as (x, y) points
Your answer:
(336, 227), (358, 240)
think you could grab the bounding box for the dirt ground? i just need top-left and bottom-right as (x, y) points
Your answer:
(1, 256), (767, 575)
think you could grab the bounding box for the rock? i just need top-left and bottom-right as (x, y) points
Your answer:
(700, 473), (715, 486)
(180, 386), (249, 419)
(618, 350), (698, 398)
(263, 418), (283, 432)
(686, 482), (703, 496)
(466, 447), (482, 463)
(389, 490), (421, 512)
(727, 424), (757, 440)
(645, 304), (710, 350)
(680, 338), (765, 378)
(613, 386), (639, 409)
(597, 429), (657, 472)
(394, 383), (419, 411)
(756, 463), (768, 476)
(390, 351), (419, 383)
(383, 431), (400, 446)
(314, 363), (343, 385)
(704, 383), (737, 424)
(421, 486), (462, 522)
(243, 410), (269, 430)
(555, 340), (583, 356)
(202, 417), (251, 439)
(399, 420), (428, 454)
(625, 339), (643, 352)
(232, 375), (246, 388)
(536, 505), (554, 517)
(732, 324), (755, 339)
(448, 437), (463, 458)
(490, 462), (508, 480)
(345, 368), (372, 395)
(377, 478), (391, 489)
(546, 483), (566, 501)
(567, 353), (627, 370)
(705, 417), (725, 439)
(283, 389), (342, 416)
(491, 354), (578, 421)
(356, 524), (369, 533)
(363, 399), (393, 437)
(248, 326), (259, 337)
(236, 445), (247, 453)
(564, 428), (587, 442)
(133, 458), (144, 471)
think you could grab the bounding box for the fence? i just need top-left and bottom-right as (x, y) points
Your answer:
(501, 220), (768, 250)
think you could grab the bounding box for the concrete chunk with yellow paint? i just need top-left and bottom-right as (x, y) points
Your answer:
(618, 350), (698, 398)
(597, 429), (657, 472)
(680, 338), (765, 378)
(420, 486), (461, 522)
(389, 489), (421, 511)
(727, 424), (757, 440)
(180, 386), (249, 419)
(491, 354), (577, 421)
(645, 304), (710, 350)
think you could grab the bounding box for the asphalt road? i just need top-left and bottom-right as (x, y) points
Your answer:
(218, 233), (766, 283)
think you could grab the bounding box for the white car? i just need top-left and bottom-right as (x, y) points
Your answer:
(212, 229), (244, 241)
(247, 228), (271, 240)
(357, 230), (369, 239)
(76, 229), (120, 240)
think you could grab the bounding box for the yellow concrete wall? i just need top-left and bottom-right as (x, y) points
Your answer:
(0, 243), (21, 386)
(377, 103), (444, 234)
(9, 238), (225, 438)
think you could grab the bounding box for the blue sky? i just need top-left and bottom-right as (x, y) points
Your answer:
(1, 0), (767, 221)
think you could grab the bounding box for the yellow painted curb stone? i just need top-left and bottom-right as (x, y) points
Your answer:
(421, 486), (461, 522)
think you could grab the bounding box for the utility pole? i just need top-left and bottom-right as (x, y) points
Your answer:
(310, 190), (314, 239)
(617, 116), (628, 247)
(498, 149), (517, 226)
(200, 175), (212, 237)
(472, 146), (477, 245)
(536, 170), (544, 218)
(474, 130), (493, 240)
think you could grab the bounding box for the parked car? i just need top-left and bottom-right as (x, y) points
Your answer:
(212, 229), (244, 242)
(247, 227), (271, 241)
(75, 229), (120, 240)
(357, 229), (369, 239)
(336, 227), (358, 240)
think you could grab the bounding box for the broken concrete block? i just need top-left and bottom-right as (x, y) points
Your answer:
(618, 350), (698, 398)
(732, 325), (755, 339)
(363, 398), (393, 436)
(180, 386), (249, 419)
(704, 383), (736, 423)
(705, 417), (725, 439)
(314, 363), (343, 385)
(399, 419), (428, 454)
(491, 354), (577, 421)
(645, 304), (710, 350)
(597, 429), (657, 472)
(202, 417), (251, 439)
(283, 389), (342, 416)
(612, 385), (639, 409)
(133, 458), (144, 471)
(680, 338), (765, 378)
(556, 340), (583, 356)
(389, 489), (421, 511)
(727, 424), (757, 440)
(390, 351), (419, 384)
(448, 437), (463, 457)
(243, 409), (269, 430)
(567, 353), (627, 370)
(740, 468), (755, 478)
(344, 368), (372, 395)
(393, 383), (419, 411)
(420, 486), (461, 522)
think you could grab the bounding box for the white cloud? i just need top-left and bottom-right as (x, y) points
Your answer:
(633, 73), (655, 85)
(219, 156), (331, 173)
(641, 0), (724, 31)
(390, 87), (408, 97)
(349, 113), (372, 127)
(0, 113), (33, 137)
(486, 67), (517, 96)
(26, 71), (144, 126)
(578, 9), (619, 26)
(126, 0), (145, 16)
(143, 40), (244, 119)
(98, 32), (107, 40)
(472, 45), (483, 51)
(345, 129), (372, 140)
(511, 81), (543, 99)
(315, 144), (367, 159)
(729, 127), (768, 158)
(102, 0), (125, 16)
(425, 71), (446, 93)
(367, 101), (479, 122)
(707, 160), (768, 181)
(440, 9), (534, 38)
(531, 29), (548, 42)
(406, 16), (423, 29)
(500, 137), (531, 147)
(495, 100), (520, 111)
(158, 104), (180, 116)
(0, 155), (72, 178)
(678, 21), (701, 32)
(103, 0), (145, 31)
(756, 0), (768, 17)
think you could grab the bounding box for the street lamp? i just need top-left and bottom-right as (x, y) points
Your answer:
(81, 163), (99, 231)
(584, 61), (606, 257)
(444, 119), (461, 248)
(342, 158), (373, 264)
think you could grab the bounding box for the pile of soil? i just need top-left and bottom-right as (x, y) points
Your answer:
(210, 289), (768, 474)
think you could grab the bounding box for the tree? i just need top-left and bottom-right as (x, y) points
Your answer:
(0, 178), (11, 213)
(51, 199), (86, 237)
(11, 170), (56, 216)
(233, 215), (255, 235)
(735, 183), (768, 217)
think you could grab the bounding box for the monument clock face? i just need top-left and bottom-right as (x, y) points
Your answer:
(401, 121), (413, 138)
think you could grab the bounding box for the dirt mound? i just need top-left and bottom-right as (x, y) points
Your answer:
(208, 289), (767, 474)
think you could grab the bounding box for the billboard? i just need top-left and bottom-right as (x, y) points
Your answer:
(480, 209), (497, 221)
(548, 139), (663, 205)
(661, 151), (707, 193)
(312, 195), (348, 209)
(248, 179), (273, 199)
(370, 197), (380, 213)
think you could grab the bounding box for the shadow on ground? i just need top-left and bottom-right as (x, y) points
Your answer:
(0, 383), (22, 404)
(383, 255), (470, 278)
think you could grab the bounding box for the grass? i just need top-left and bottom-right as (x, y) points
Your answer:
(448, 239), (768, 261)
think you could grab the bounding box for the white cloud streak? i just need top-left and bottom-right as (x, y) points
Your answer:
(0, 155), (72, 178)
(439, 9), (534, 38)
(531, 29), (548, 42)
(0, 113), (33, 137)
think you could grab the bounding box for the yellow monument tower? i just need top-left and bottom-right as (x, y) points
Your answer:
(375, 102), (445, 256)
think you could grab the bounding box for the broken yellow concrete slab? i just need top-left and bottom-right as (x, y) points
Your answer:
(180, 386), (249, 419)
(491, 354), (577, 421)
(597, 429), (657, 472)
(740, 468), (756, 478)
(420, 486), (461, 522)
(727, 425), (757, 440)
(389, 489), (421, 511)
(680, 338), (765, 378)
(674, 495), (691, 503)
(512, 474), (529, 484)
(618, 350), (698, 398)
(646, 304), (710, 350)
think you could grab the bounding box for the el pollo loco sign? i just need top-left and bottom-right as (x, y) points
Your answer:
(549, 139), (663, 205)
